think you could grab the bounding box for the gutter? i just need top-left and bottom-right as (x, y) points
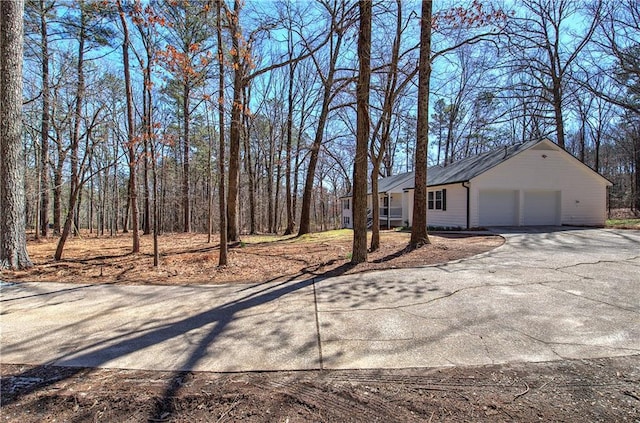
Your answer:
(462, 181), (470, 229)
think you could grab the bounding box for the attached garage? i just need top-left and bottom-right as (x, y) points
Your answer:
(466, 139), (611, 228)
(478, 190), (518, 226)
(523, 191), (560, 225)
(344, 138), (612, 230)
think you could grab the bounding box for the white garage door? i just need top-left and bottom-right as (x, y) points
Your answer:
(523, 191), (560, 225)
(479, 190), (518, 226)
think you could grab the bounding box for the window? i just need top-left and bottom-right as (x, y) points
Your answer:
(428, 189), (447, 210)
(343, 199), (350, 210)
(343, 216), (351, 226)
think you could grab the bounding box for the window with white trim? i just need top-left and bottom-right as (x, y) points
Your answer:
(343, 199), (350, 210)
(428, 189), (447, 210)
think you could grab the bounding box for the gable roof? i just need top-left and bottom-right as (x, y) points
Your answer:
(343, 138), (611, 197)
(377, 171), (415, 193)
(425, 138), (542, 186)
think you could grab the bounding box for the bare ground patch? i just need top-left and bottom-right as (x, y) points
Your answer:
(2, 356), (638, 422)
(1, 230), (503, 285)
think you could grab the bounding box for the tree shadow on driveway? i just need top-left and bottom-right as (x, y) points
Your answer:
(0, 263), (357, 421)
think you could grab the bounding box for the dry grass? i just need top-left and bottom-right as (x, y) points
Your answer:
(1, 229), (503, 286)
(606, 218), (640, 229)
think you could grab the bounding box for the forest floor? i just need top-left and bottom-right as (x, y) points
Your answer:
(2, 229), (639, 421)
(2, 229), (502, 285)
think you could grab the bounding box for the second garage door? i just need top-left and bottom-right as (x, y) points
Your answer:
(523, 191), (560, 225)
(478, 190), (518, 226)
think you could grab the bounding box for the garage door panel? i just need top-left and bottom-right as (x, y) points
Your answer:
(523, 191), (560, 225)
(479, 190), (517, 226)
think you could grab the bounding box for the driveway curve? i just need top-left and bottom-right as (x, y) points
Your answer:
(1, 228), (639, 372)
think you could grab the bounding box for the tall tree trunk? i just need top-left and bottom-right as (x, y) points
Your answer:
(122, 182), (129, 233)
(112, 133), (119, 234)
(53, 134), (63, 235)
(54, 188), (79, 261)
(89, 155), (94, 234)
(205, 100), (214, 243)
(274, 128), (284, 233)
(143, 138), (150, 234)
(594, 131), (601, 173)
(370, 0), (402, 252)
(75, 179), (82, 233)
(410, 0), (432, 248)
(217, 0), (228, 266)
(182, 81), (191, 232)
(292, 96), (306, 231)
(100, 166), (106, 236)
(55, 1), (86, 260)
(226, 0), (244, 242)
(351, 0), (371, 264)
(1, 0), (33, 269)
(297, 103), (328, 236)
(39, 0), (50, 237)
(151, 140), (159, 266)
(267, 122), (275, 233)
(298, 26), (343, 236)
(552, 80), (565, 148)
(118, 0), (139, 253)
(242, 85), (257, 235)
(284, 30), (296, 235)
(634, 133), (640, 212)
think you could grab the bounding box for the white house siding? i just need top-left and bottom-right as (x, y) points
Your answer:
(399, 184), (468, 228)
(341, 198), (353, 228)
(469, 146), (609, 227)
(402, 190), (410, 226)
(427, 184), (468, 228)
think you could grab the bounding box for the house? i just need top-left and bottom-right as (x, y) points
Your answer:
(341, 138), (612, 229)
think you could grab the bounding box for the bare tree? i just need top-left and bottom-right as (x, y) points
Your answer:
(217, 0), (227, 265)
(160, 0), (213, 233)
(1, 0), (33, 269)
(351, 0), (371, 264)
(25, 0), (55, 237)
(283, 11), (297, 235)
(410, 0), (432, 248)
(117, 0), (139, 253)
(368, 0), (414, 251)
(588, 0), (640, 115)
(54, 0), (113, 260)
(298, 0), (353, 236)
(506, 0), (602, 148)
(587, 0), (640, 210)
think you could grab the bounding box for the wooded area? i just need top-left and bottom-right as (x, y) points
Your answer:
(2, 0), (639, 269)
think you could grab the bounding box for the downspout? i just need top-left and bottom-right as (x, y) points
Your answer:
(462, 181), (470, 229)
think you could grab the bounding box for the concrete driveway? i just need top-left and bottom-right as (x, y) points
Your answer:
(1, 228), (639, 372)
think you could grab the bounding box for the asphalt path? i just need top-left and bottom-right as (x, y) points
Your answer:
(1, 228), (639, 372)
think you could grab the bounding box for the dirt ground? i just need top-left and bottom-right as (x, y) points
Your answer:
(1, 229), (503, 285)
(2, 230), (639, 421)
(2, 356), (639, 422)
